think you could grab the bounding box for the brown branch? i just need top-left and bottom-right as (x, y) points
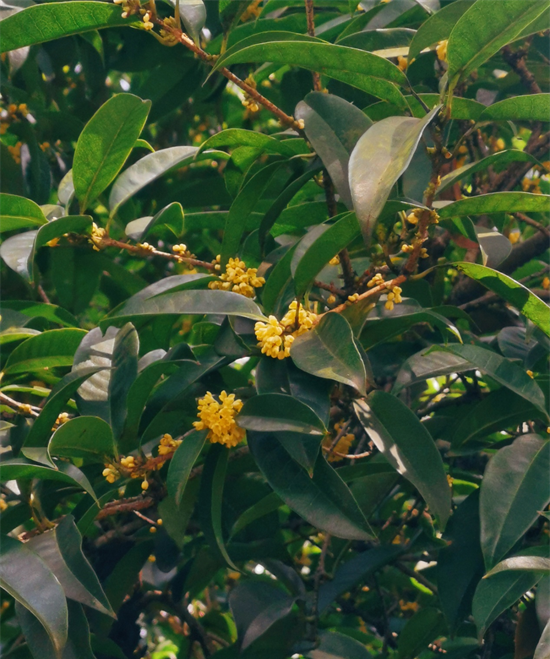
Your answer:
(154, 18), (302, 131)
(100, 237), (215, 270)
(515, 212), (550, 238)
(501, 43), (542, 95)
(305, 0), (322, 92)
(313, 279), (346, 298)
(325, 275), (407, 316)
(0, 392), (40, 418)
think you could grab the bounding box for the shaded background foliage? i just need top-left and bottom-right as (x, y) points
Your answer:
(0, 1), (549, 658)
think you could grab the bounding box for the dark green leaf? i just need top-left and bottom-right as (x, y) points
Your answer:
(50, 248), (102, 315)
(354, 393), (452, 527)
(124, 202), (185, 242)
(438, 192), (550, 219)
(109, 322), (139, 440)
(238, 394), (326, 435)
(393, 346), (472, 394)
(398, 608), (446, 659)
(48, 416), (116, 462)
(306, 631), (372, 659)
(486, 556), (550, 577)
(249, 433), (373, 541)
(291, 313), (366, 395)
(480, 94), (550, 122)
(73, 94), (151, 211)
(199, 129), (302, 157)
(0, 2), (141, 53)
(167, 429), (207, 505)
(0, 193), (47, 232)
(480, 434), (550, 569)
(349, 106), (439, 244)
(230, 492), (283, 539)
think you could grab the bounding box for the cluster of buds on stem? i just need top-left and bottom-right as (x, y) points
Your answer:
(209, 256), (265, 298)
(89, 223), (106, 251)
(254, 301), (317, 360)
(194, 391), (245, 447)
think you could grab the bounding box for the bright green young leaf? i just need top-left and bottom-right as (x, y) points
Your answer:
(238, 393), (326, 435)
(456, 262), (550, 338)
(480, 94), (550, 122)
(73, 94), (151, 211)
(295, 92), (372, 208)
(3, 328), (87, 375)
(291, 313), (366, 395)
(0, 193), (48, 232)
(447, 0), (550, 86)
(349, 106), (439, 245)
(354, 393), (452, 528)
(0, 2), (141, 53)
(480, 434), (550, 570)
(0, 536), (68, 655)
(248, 432), (374, 541)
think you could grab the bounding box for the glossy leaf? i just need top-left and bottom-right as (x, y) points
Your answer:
(486, 556), (550, 577)
(431, 344), (548, 416)
(349, 106), (439, 244)
(170, 0), (205, 44)
(199, 129), (301, 157)
(0, 193), (47, 232)
(535, 619), (550, 659)
(0, 2), (141, 53)
(167, 429), (207, 505)
(73, 94), (151, 211)
(0, 230), (37, 281)
(0, 536), (68, 655)
(238, 393), (326, 435)
(3, 328), (87, 375)
(249, 432), (373, 541)
(438, 192), (550, 219)
(48, 416), (116, 462)
(398, 608), (446, 659)
(198, 444), (239, 570)
(295, 92), (372, 208)
(447, 0), (550, 86)
(109, 322), (139, 440)
(480, 434), (550, 569)
(125, 202), (184, 242)
(456, 262), (550, 337)
(480, 94), (550, 122)
(354, 393), (452, 527)
(291, 313), (366, 395)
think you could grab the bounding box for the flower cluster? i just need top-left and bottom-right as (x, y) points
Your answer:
(193, 391), (245, 447)
(522, 176), (542, 195)
(208, 256), (265, 298)
(158, 433), (182, 456)
(322, 423), (355, 462)
(90, 223), (106, 251)
(255, 301), (317, 360)
(436, 40), (448, 62)
(385, 286), (403, 311)
(367, 273), (385, 288)
(8, 142), (22, 164)
(51, 412), (70, 432)
(114, 0), (153, 28)
(102, 463), (121, 484)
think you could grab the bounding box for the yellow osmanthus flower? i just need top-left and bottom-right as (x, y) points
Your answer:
(51, 412), (69, 431)
(385, 286), (403, 311)
(194, 391), (246, 447)
(542, 277), (550, 290)
(367, 273), (385, 288)
(240, 0), (262, 22)
(158, 433), (182, 456)
(255, 316), (293, 359)
(8, 142), (22, 164)
(0, 496), (8, 512)
(347, 293), (359, 303)
(323, 422), (355, 462)
(436, 40), (448, 62)
(327, 294), (336, 305)
(329, 255), (340, 266)
(397, 56), (408, 71)
(209, 256), (265, 298)
(90, 223), (106, 251)
(102, 463), (121, 484)
(522, 177), (542, 194)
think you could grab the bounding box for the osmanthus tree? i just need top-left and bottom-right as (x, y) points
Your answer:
(0, 0), (549, 657)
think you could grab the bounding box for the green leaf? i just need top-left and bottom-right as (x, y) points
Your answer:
(214, 34), (408, 107)
(291, 313), (366, 395)
(0, 231), (37, 281)
(124, 202), (184, 242)
(27, 516), (114, 617)
(437, 151), (541, 195)
(17, 600), (96, 659)
(306, 630), (372, 659)
(109, 146), (222, 217)
(393, 346), (472, 394)
(222, 161), (285, 266)
(238, 394), (326, 435)
(479, 94), (550, 122)
(486, 556), (550, 577)
(229, 492), (283, 539)
(262, 245), (296, 315)
(0, 301), (78, 328)
(50, 247), (102, 315)
(107, 289), (266, 324)
(447, 0), (550, 86)
(248, 432), (374, 541)
(74, 93), (151, 211)
(354, 393), (452, 528)
(437, 491), (485, 633)
(456, 262), (550, 338)
(3, 328), (87, 375)
(339, 26), (416, 54)
(430, 344), (548, 417)
(109, 322), (139, 440)
(0, 193), (47, 232)
(472, 545), (548, 638)
(349, 106), (439, 245)
(295, 92), (372, 209)
(291, 213), (360, 297)
(0, 536), (68, 655)
(167, 429), (207, 505)
(199, 129), (302, 157)
(480, 434), (550, 569)
(535, 619), (550, 659)
(0, 2), (142, 53)
(198, 444), (239, 570)
(408, 0), (475, 62)
(22, 367), (107, 465)
(49, 416), (116, 462)
(438, 192), (550, 219)
(398, 608), (447, 659)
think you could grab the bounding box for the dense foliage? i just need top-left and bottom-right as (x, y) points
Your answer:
(0, 1), (549, 658)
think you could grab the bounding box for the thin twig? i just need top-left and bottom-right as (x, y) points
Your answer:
(515, 212), (550, 238)
(305, 0), (322, 92)
(100, 237), (215, 270)
(325, 275), (407, 316)
(0, 392), (40, 417)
